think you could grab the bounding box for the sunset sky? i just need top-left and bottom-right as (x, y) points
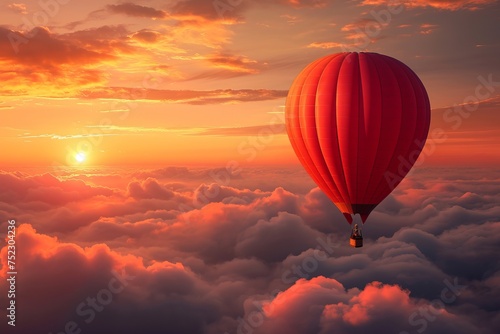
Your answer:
(0, 0), (499, 166)
(1, 1), (499, 334)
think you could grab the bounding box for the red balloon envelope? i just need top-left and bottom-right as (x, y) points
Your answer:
(285, 52), (431, 225)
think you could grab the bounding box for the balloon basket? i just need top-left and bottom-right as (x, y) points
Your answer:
(349, 236), (363, 248)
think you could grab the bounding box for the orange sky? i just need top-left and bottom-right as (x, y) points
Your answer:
(1, 0), (499, 167)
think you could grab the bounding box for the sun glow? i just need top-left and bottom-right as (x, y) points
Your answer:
(75, 152), (86, 163)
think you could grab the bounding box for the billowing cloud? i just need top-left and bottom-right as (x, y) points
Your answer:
(0, 27), (111, 93)
(0, 23), (271, 97)
(127, 178), (177, 200)
(0, 26), (113, 65)
(242, 277), (483, 334)
(0, 172), (114, 206)
(0, 224), (217, 334)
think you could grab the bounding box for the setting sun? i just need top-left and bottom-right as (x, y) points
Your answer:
(75, 152), (86, 163)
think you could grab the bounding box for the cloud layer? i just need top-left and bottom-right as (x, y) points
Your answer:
(0, 166), (499, 333)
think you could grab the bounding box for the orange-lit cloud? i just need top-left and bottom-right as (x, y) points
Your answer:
(107, 3), (168, 19)
(278, 0), (327, 8)
(206, 52), (261, 74)
(0, 24), (272, 97)
(170, 0), (247, 21)
(307, 41), (344, 49)
(174, 51), (270, 80)
(78, 87), (287, 104)
(323, 281), (412, 325)
(167, 17), (236, 49)
(341, 19), (385, 39)
(0, 223), (209, 333)
(170, 0), (327, 23)
(420, 23), (439, 34)
(172, 51), (264, 76)
(7, 2), (27, 14)
(131, 29), (162, 43)
(61, 25), (135, 54)
(333, 19), (387, 50)
(361, 0), (495, 11)
(0, 27), (113, 66)
(248, 276), (481, 334)
(280, 14), (303, 24)
(20, 133), (117, 140)
(193, 124), (285, 136)
(0, 27), (113, 94)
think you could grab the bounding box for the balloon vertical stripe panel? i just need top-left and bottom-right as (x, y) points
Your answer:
(316, 54), (352, 211)
(286, 57), (346, 209)
(357, 53), (383, 206)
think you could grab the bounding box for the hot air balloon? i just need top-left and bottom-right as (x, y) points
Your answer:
(285, 52), (430, 247)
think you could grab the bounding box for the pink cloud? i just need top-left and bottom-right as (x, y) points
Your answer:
(127, 178), (176, 200)
(0, 224), (213, 333)
(0, 172), (114, 206)
(244, 277), (483, 334)
(325, 281), (411, 325)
